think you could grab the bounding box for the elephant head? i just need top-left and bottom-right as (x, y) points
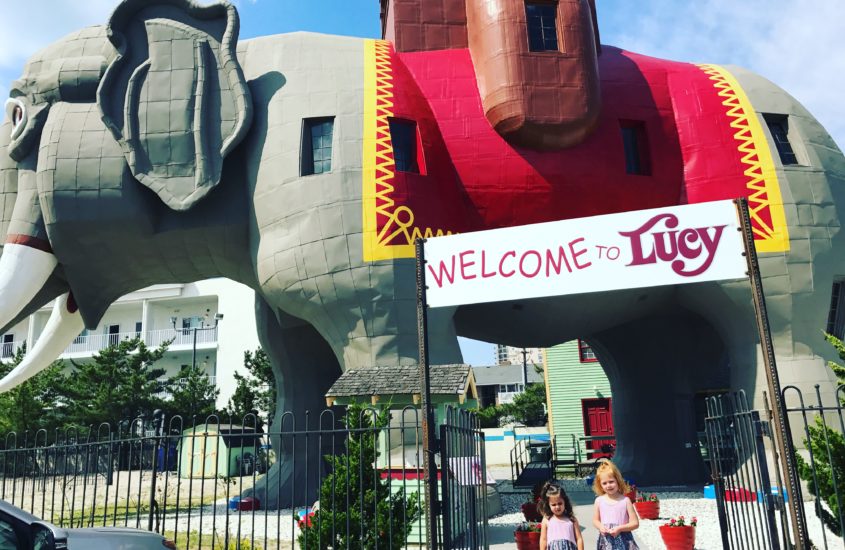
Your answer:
(0, 0), (254, 390)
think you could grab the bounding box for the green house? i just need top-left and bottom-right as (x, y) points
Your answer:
(544, 340), (613, 465)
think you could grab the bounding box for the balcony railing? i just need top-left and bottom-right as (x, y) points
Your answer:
(0, 341), (24, 360)
(60, 327), (219, 356)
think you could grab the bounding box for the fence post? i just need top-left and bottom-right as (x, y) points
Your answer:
(148, 409), (164, 532)
(735, 198), (808, 548)
(416, 238), (440, 550)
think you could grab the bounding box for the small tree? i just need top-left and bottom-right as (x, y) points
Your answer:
(297, 402), (421, 549)
(794, 332), (845, 535)
(224, 348), (275, 426)
(62, 337), (169, 426)
(500, 383), (547, 426)
(163, 363), (220, 422)
(0, 344), (66, 435)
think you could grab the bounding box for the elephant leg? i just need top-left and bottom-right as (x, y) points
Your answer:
(244, 297), (341, 509)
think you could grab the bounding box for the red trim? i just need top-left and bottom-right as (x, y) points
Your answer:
(5, 234), (52, 254)
(578, 339), (598, 363)
(379, 468), (441, 480)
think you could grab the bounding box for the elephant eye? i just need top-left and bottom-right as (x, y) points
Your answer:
(4, 98), (26, 139)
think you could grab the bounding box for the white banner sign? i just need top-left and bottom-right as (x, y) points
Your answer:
(423, 200), (747, 308)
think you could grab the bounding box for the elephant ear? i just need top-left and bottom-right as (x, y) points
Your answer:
(98, 0), (252, 211)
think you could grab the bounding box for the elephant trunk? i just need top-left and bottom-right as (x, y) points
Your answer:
(466, 0), (602, 150)
(0, 242), (57, 331)
(0, 293), (82, 393)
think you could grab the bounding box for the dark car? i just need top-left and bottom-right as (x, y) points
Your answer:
(0, 499), (175, 549)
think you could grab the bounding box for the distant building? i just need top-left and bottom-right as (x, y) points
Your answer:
(473, 364), (544, 407)
(495, 345), (542, 367)
(1, 279), (260, 408)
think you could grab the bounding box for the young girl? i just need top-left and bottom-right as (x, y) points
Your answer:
(592, 461), (639, 549)
(538, 481), (584, 550)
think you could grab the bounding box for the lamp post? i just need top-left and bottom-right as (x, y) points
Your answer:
(170, 313), (224, 374)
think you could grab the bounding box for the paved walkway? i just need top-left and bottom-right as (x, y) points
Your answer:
(489, 490), (604, 549)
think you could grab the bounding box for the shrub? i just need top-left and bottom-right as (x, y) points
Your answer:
(297, 402), (421, 549)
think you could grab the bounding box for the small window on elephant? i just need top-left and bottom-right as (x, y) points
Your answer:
(826, 280), (845, 339)
(389, 119), (424, 174)
(301, 117), (335, 176)
(525, 2), (559, 52)
(763, 114), (799, 166)
(620, 120), (651, 175)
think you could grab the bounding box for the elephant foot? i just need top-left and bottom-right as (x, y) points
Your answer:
(242, 459), (316, 510)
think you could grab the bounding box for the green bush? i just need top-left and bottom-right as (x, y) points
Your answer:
(474, 405), (501, 428)
(297, 402), (421, 549)
(500, 383), (547, 427)
(794, 332), (845, 536)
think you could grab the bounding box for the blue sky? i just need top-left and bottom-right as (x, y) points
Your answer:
(1, 0), (842, 365)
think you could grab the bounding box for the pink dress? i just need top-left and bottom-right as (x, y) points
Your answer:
(546, 515), (577, 550)
(596, 496), (638, 550)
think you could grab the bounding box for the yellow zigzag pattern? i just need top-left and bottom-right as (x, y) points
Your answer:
(362, 40), (453, 261)
(698, 64), (789, 252)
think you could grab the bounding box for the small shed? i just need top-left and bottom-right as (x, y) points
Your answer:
(325, 364), (478, 411)
(325, 364), (478, 468)
(178, 424), (263, 478)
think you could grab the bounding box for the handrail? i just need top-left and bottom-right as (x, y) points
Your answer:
(510, 433), (529, 483)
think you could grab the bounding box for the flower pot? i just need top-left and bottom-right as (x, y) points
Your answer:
(634, 500), (660, 520)
(521, 501), (543, 522)
(514, 530), (541, 550)
(659, 525), (695, 550)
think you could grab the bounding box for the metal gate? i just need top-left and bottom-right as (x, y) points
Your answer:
(704, 391), (790, 549)
(439, 407), (489, 550)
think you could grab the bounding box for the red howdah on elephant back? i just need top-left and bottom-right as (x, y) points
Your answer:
(366, 0), (788, 261)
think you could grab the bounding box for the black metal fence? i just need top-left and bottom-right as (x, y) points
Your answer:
(704, 388), (845, 550)
(439, 407), (488, 550)
(0, 406), (489, 549)
(782, 384), (845, 549)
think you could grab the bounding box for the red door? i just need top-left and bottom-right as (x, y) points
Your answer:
(582, 398), (615, 459)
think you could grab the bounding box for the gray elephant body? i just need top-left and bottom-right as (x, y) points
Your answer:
(1, 1), (844, 507)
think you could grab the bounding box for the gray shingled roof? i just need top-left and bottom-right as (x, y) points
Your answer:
(326, 364), (472, 397)
(472, 365), (544, 386)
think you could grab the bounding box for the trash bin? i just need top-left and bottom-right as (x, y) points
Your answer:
(528, 442), (551, 462)
(156, 444), (177, 472)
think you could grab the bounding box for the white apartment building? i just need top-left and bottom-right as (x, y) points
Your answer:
(495, 345), (542, 367)
(0, 279), (260, 408)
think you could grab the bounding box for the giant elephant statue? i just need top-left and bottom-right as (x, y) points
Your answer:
(0, 0), (843, 507)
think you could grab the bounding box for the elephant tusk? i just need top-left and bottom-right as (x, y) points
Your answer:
(0, 293), (83, 393)
(0, 243), (58, 331)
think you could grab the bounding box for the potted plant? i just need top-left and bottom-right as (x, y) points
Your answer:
(521, 498), (543, 522)
(514, 522), (542, 550)
(624, 481), (638, 502)
(521, 483), (544, 522)
(658, 516), (697, 550)
(633, 493), (659, 520)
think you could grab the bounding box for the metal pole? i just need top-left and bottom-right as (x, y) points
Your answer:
(192, 327), (198, 371)
(521, 349), (528, 389)
(734, 197), (808, 548)
(415, 238), (439, 550)
(148, 409), (163, 532)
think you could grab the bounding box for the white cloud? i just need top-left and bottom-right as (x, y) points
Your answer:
(599, 0), (845, 149)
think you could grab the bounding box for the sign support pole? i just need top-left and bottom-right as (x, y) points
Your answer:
(735, 198), (808, 548)
(416, 238), (439, 549)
